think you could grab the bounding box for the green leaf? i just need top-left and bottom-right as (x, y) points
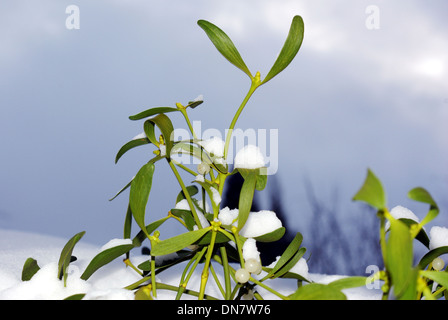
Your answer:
(148, 114), (175, 156)
(143, 119), (159, 147)
(138, 250), (192, 270)
(176, 185), (199, 203)
(418, 246), (448, 269)
(151, 227), (211, 256)
(132, 216), (170, 247)
(273, 247), (306, 280)
(129, 106), (179, 121)
(289, 283), (346, 300)
(64, 293), (86, 300)
(253, 227), (285, 243)
(352, 168), (387, 211)
(80, 243), (135, 281)
(386, 218), (413, 298)
(262, 232), (303, 280)
(197, 20), (252, 79)
(130, 162), (156, 237)
(110, 154), (162, 202)
(408, 187), (439, 226)
(238, 168), (267, 191)
(261, 15), (305, 85)
(328, 276), (371, 291)
(399, 218), (430, 249)
(58, 231), (85, 285)
(115, 138), (150, 163)
(237, 172), (257, 231)
(420, 270), (448, 290)
(21, 258), (40, 281)
(186, 96), (204, 109)
(170, 209), (197, 231)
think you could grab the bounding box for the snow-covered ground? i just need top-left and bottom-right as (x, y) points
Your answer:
(0, 228), (384, 300)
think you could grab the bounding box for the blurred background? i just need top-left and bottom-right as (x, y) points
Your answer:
(1, 0), (447, 275)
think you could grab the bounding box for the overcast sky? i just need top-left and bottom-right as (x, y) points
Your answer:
(1, 0), (447, 246)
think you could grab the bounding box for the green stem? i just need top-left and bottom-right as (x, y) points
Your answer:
(155, 282), (219, 300)
(176, 247), (208, 300)
(219, 248), (232, 300)
(220, 75), (260, 196)
(232, 227), (245, 268)
(199, 227), (219, 300)
(168, 159), (203, 228)
(151, 255), (157, 297)
(179, 106), (198, 140)
(249, 276), (289, 300)
(223, 76), (260, 160)
(209, 261), (225, 298)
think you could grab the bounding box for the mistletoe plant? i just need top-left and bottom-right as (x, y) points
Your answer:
(21, 15), (448, 300)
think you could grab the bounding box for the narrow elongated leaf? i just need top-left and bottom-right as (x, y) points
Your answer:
(176, 185), (199, 203)
(149, 114), (175, 156)
(198, 20), (252, 79)
(130, 163), (155, 237)
(115, 138), (150, 163)
(151, 227), (211, 256)
(262, 232), (303, 280)
(22, 258), (40, 281)
(109, 155), (163, 202)
(261, 15), (305, 85)
(129, 107), (178, 121)
(418, 246), (448, 269)
(408, 187), (439, 226)
(123, 203), (132, 239)
(328, 276), (371, 291)
(81, 244), (135, 280)
(420, 270), (448, 290)
(58, 231), (85, 285)
(238, 168), (267, 191)
(289, 283), (346, 300)
(237, 172), (257, 231)
(352, 169), (387, 211)
(138, 250), (192, 270)
(386, 218), (413, 298)
(143, 119), (159, 147)
(132, 216), (170, 247)
(273, 247), (306, 279)
(399, 218), (430, 248)
(254, 227), (285, 243)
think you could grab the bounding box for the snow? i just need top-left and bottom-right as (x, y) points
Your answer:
(242, 238), (260, 261)
(132, 132), (146, 140)
(234, 145), (266, 169)
(390, 205), (419, 222)
(193, 94), (203, 102)
(210, 186), (221, 206)
(0, 228), (383, 300)
(174, 199), (210, 228)
(100, 238), (133, 252)
(239, 210), (283, 238)
(194, 174), (205, 183)
(217, 208), (282, 239)
(218, 207), (239, 226)
(199, 137), (225, 158)
(386, 205), (420, 230)
(268, 256), (309, 280)
(429, 226), (448, 250)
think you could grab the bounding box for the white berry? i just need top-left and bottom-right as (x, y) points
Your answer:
(235, 268), (250, 283)
(432, 257), (445, 271)
(245, 258), (262, 274)
(197, 163), (210, 175)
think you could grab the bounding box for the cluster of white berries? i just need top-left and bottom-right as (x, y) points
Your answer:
(235, 258), (262, 284)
